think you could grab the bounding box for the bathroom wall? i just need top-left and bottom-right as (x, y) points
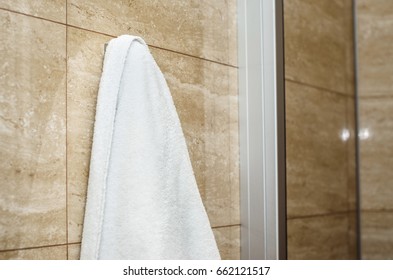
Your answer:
(356, 0), (393, 259)
(0, 0), (239, 260)
(284, 0), (358, 259)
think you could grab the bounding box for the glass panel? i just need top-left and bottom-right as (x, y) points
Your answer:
(284, 0), (358, 259)
(356, 0), (393, 260)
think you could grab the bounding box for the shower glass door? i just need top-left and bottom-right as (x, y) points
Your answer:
(356, 0), (393, 260)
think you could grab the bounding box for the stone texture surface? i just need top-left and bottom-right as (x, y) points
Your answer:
(284, 0), (354, 95)
(212, 226), (240, 260)
(0, 0), (66, 23)
(287, 214), (351, 260)
(361, 211), (393, 260)
(359, 98), (393, 211)
(284, 0), (357, 260)
(0, 246), (67, 260)
(286, 81), (349, 217)
(357, 0), (393, 97)
(0, 10), (67, 250)
(66, 27), (111, 243)
(357, 0), (393, 260)
(68, 244), (81, 260)
(67, 0), (237, 65)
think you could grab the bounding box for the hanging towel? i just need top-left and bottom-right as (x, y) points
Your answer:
(80, 35), (220, 260)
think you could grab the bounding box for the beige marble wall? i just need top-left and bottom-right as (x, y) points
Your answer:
(284, 0), (357, 259)
(0, 1), (239, 260)
(0, 245), (67, 260)
(0, 10), (67, 251)
(357, 0), (393, 259)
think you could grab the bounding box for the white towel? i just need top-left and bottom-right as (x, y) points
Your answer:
(80, 35), (220, 260)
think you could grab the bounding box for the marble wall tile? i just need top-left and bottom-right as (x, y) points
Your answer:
(68, 244), (81, 260)
(0, 246), (67, 260)
(287, 214), (350, 259)
(344, 0), (355, 97)
(66, 28), (239, 243)
(361, 211), (393, 259)
(67, 27), (111, 243)
(284, 0), (354, 95)
(359, 98), (393, 211)
(286, 81), (349, 217)
(229, 95), (240, 224)
(347, 211), (358, 259)
(0, 0), (66, 23)
(357, 0), (393, 97)
(212, 226), (240, 260)
(67, 0), (237, 65)
(0, 11), (66, 250)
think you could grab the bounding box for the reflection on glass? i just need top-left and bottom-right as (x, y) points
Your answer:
(358, 128), (370, 140)
(340, 128), (350, 142)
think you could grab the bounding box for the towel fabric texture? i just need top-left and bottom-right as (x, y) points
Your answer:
(80, 35), (220, 260)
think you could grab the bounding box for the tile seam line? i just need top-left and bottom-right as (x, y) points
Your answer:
(285, 78), (353, 98)
(67, 25), (239, 69)
(287, 210), (356, 220)
(361, 209), (393, 213)
(212, 224), (241, 229)
(0, 242), (81, 253)
(0, 7), (66, 26)
(359, 95), (393, 100)
(0, 7), (238, 69)
(150, 45), (239, 68)
(0, 224), (239, 253)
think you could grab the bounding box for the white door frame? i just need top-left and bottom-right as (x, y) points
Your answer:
(238, 0), (287, 260)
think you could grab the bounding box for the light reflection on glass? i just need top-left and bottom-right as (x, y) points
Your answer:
(359, 128), (370, 140)
(340, 128), (350, 142)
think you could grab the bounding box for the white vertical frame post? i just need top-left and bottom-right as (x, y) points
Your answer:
(238, 0), (286, 259)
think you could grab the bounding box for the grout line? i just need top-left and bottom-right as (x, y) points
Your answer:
(65, 0), (69, 261)
(358, 95), (393, 100)
(0, 243), (80, 253)
(0, 7), (238, 69)
(287, 210), (356, 220)
(66, 24), (239, 69)
(360, 209), (393, 213)
(149, 45), (238, 69)
(212, 224), (240, 229)
(66, 23), (116, 38)
(0, 242), (82, 253)
(285, 78), (352, 98)
(0, 7), (67, 26)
